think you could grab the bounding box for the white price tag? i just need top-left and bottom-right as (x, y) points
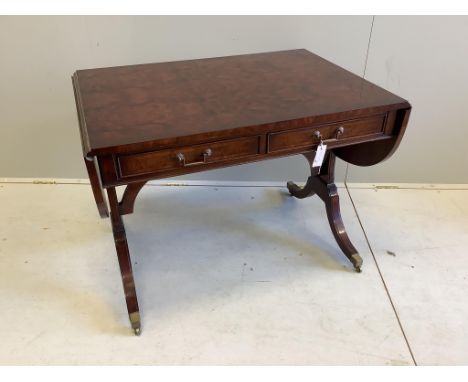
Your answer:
(312, 143), (327, 168)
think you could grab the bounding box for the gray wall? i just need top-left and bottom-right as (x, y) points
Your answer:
(349, 16), (468, 184)
(0, 16), (466, 183)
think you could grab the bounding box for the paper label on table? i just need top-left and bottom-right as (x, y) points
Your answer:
(312, 144), (327, 168)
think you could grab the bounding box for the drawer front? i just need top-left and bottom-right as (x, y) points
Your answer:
(268, 114), (386, 153)
(117, 136), (261, 178)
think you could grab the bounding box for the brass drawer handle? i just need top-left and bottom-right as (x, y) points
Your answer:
(313, 126), (345, 143)
(313, 130), (322, 140)
(176, 148), (212, 167)
(336, 126), (344, 138)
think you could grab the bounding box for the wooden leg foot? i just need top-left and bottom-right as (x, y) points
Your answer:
(289, 151), (364, 271)
(107, 187), (141, 334)
(287, 179), (316, 199)
(324, 183), (363, 271)
(287, 152), (319, 199)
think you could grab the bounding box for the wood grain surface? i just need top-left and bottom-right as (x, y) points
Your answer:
(73, 49), (409, 156)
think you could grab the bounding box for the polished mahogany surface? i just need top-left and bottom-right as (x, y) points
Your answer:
(72, 49), (411, 335)
(73, 49), (409, 156)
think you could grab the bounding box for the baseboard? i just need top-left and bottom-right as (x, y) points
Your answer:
(345, 183), (468, 190)
(1, 178), (467, 190)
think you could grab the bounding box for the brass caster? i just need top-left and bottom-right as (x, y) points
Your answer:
(129, 311), (141, 336)
(350, 253), (363, 273)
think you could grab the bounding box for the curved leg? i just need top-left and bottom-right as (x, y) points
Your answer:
(287, 151), (363, 272)
(324, 183), (363, 272)
(287, 152), (317, 199)
(119, 181), (147, 215)
(287, 179), (316, 199)
(107, 187), (141, 335)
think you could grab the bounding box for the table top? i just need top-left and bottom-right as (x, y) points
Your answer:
(73, 49), (410, 156)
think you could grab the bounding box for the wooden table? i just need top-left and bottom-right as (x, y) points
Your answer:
(72, 49), (411, 335)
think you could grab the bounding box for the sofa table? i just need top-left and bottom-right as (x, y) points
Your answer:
(72, 49), (411, 335)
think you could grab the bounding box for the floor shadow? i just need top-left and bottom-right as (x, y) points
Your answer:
(122, 185), (353, 322)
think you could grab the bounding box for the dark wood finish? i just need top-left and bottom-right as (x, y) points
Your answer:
(73, 76), (109, 218)
(335, 108), (411, 166)
(119, 181), (147, 215)
(117, 135), (261, 178)
(72, 49), (411, 334)
(107, 187), (141, 335)
(268, 114), (386, 153)
(73, 49), (409, 157)
(84, 157), (109, 218)
(287, 152), (362, 271)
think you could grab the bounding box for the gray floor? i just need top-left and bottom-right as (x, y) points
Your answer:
(0, 182), (467, 365)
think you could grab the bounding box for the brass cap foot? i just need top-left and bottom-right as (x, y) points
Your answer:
(351, 254), (363, 272)
(129, 311), (141, 336)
